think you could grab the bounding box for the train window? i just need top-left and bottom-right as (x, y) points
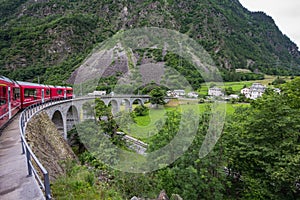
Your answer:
(1, 87), (6, 97)
(57, 89), (62, 95)
(46, 89), (50, 95)
(24, 89), (37, 98)
(0, 86), (7, 105)
(0, 99), (6, 105)
(67, 90), (72, 94)
(13, 88), (20, 100)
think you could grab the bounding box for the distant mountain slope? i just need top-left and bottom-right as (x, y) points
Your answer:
(0, 0), (299, 84)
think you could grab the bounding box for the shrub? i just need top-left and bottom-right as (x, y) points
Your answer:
(133, 105), (149, 116)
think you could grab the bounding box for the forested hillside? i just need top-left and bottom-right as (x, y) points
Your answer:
(1, 0), (300, 84)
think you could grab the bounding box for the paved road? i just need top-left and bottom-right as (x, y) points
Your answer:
(0, 115), (44, 200)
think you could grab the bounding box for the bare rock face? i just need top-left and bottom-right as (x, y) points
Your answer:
(67, 46), (129, 85)
(130, 197), (140, 200)
(26, 112), (77, 181)
(170, 194), (183, 200)
(157, 190), (169, 200)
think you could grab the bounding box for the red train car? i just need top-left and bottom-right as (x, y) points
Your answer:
(0, 76), (21, 129)
(66, 86), (73, 99)
(44, 85), (51, 102)
(50, 86), (73, 100)
(1, 76), (73, 129)
(50, 86), (63, 100)
(17, 81), (50, 108)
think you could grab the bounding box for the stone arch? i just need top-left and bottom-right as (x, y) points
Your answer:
(130, 98), (145, 112)
(132, 98), (144, 106)
(51, 110), (64, 136)
(66, 105), (79, 131)
(122, 98), (131, 111)
(107, 99), (119, 115)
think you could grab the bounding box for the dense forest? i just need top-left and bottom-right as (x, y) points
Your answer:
(0, 0), (300, 85)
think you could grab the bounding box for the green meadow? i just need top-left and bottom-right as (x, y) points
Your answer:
(125, 101), (249, 140)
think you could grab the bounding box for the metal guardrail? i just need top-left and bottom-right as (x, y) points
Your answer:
(19, 98), (70, 200)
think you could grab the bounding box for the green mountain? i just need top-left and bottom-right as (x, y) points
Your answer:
(1, 0), (300, 85)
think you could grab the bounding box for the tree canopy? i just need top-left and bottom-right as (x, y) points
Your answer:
(223, 78), (300, 199)
(149, 88), (166, 108)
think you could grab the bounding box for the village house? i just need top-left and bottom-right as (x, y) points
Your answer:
(167, 90), (186, 97)
(173, 90), (185, 97)
(229, 94), (239, 99)
(88, 90), (106, 96)
(187, 92), (199, 98)
(274, 88), (281, 93)
(241, 83), (266, 99)
(166, 90), (174, 97)
(208, 87), (224, 97)
(241, 87), (250, 96)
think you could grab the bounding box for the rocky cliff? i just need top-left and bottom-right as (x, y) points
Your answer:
(26, 112), (76, 181)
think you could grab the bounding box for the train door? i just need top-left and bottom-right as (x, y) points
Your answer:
(42, 89), (45, 103)
(8, 86), (11, 119)
(64, 89), (67, 99)
(0, 85), (7, 120)
(0, 85), (7, 128)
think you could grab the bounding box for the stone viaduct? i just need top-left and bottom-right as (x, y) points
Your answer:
(43, 95), (150, 138)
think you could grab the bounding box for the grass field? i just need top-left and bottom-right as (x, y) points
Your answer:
(126, 101), (249, 140)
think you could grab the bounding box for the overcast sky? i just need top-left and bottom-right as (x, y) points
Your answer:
(239, 0), (300, 48)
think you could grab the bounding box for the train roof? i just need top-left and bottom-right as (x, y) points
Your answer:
(16, 81), (44, 87)
(55, 86), (65, 88)
(0, 76), (14, 83)
(47, 85), (72, 89)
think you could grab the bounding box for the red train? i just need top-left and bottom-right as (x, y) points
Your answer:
(0, 76), (73, 129)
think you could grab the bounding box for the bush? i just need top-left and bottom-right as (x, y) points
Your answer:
(272, 77), (286, 85)
(133, 105), (149, 116)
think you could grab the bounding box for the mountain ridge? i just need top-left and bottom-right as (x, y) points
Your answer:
(0, 0), (299, 84)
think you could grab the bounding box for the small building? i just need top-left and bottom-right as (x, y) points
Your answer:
(187, 92), (199, 98)
(240, 83), (266, 99)
(167, 90), (175, 97)
(241, 88), (250, 95)
(229, 94), (239, 99)
(173, 90), (185, 97)
(88, 90), (106, 96)
(208, 87), (224, 97)
(274, 88), (281, 93)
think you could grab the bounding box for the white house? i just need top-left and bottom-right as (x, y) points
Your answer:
(173, 90), (185, 97)
(274, 88), (281, 93)
(229, 94), (239, 99)
(240, 83), (266, 99)
(88, 90), (106, 96)
(187, 92), (199, 98)
(208, 87), (224, 97)
(241, 88), (250, 95)
(167, 90), (175, 97)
